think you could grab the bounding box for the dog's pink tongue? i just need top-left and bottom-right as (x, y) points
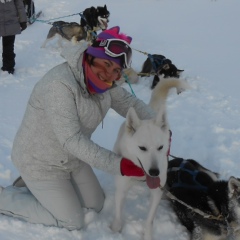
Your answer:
(146, 175), (160, 189)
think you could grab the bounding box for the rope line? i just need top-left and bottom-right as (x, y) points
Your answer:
(122, 72), (136, 96)
(35, 12), (83, 23)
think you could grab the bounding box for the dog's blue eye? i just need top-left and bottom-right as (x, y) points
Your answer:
(139, 146), (147, 151)
(158, 145), (163, 151)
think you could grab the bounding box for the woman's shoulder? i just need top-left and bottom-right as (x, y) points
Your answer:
(44, 62), (70, 79)
(39, 62), (77, 88)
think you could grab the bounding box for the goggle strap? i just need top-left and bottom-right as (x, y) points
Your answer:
(91, 40), (109, 48)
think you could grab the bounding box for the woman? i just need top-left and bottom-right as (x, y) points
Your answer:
(0, 26), (156, 230)
(0, 0), (27, 74)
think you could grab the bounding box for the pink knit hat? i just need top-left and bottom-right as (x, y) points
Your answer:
(86, 26), (132, 68)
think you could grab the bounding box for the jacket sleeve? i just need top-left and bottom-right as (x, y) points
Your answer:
(44, 79), (122, 176)
(15, 0), (27, 23)
(109, 85), (156, 119)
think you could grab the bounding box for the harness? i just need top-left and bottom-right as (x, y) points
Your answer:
(165, 157), (240, 239)
(168, 160), (208, 191)
(79, 13), (97, 40)
(147, 54), (167, 72)
(163, 187), (240, 239)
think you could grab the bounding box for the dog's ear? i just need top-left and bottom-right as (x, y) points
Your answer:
(125, 107), (141, 135)
(164, 59), (172, 65)
(90, 6), (95, 12)
(228, 176), (240, 198)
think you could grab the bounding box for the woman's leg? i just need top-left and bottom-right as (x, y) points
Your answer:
(71, 162), (105, 212)
(0, 175), (84, 230)
(2, 35), (15, 73)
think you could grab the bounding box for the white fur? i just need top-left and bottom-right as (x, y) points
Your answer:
(97, 16), (108, 30)
(110, 78), (190, 240)
(117, 68), (139, 86)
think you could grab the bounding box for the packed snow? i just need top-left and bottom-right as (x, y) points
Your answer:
(0, 0), (240, 239)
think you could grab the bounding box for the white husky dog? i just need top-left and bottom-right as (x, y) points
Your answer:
(110, 78), (190, 240)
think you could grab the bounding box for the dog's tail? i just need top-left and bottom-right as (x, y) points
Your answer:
(149, 78), (190, 112)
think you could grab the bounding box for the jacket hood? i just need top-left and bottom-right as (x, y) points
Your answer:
(60, 42), (89, 83)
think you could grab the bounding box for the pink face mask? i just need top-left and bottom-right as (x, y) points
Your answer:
(84, 61), (113, 94)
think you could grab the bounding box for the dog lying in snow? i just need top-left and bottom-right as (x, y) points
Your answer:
(110, 79), (190, 240)
(167, 157), (240, 240)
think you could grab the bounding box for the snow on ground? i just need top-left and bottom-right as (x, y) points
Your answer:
(0, 0), (240, 239)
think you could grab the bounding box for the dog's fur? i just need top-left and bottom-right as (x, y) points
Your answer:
(41, 21), (87, 48)
(167, 157), (240, 240)
(80, 5), (109, 32)
(41, 5), (109, 48)
(140, 54), (184, 89)
(110, 79), (190, 240)
(116, 67), (139, 86)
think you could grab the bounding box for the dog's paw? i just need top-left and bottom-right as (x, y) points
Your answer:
(110, 219), (122, 233)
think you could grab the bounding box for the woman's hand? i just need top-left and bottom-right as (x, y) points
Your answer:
(20, 22), (27, 32)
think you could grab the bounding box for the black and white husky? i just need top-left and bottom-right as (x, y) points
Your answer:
(41, 5), (110, 48)
(140, 54), (184, 89)
(167, 157), (240, 240)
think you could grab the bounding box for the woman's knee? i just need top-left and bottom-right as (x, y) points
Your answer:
(58, 213), (84, 230)
(92, 191), (105, 212)
(71, 163), (106, 212)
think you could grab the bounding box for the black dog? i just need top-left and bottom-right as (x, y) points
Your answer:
(140, 54), (184, 89)
(166, 157), (240, 240)
(80, 4), (110, 32)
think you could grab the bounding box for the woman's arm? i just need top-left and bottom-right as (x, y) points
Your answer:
(44, 79), (122, 176)
(110, 85), (155, 119)
(14, 0), (27, 23)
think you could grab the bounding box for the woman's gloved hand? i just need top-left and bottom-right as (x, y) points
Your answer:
(20, 22), (27, 32)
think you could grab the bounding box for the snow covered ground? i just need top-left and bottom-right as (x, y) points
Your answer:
(0, 0), (240, 239)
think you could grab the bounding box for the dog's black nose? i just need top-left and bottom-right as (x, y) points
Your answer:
(149, 169), (159, 176)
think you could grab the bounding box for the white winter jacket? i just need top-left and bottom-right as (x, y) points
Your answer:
(11, 42), (155, 180)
